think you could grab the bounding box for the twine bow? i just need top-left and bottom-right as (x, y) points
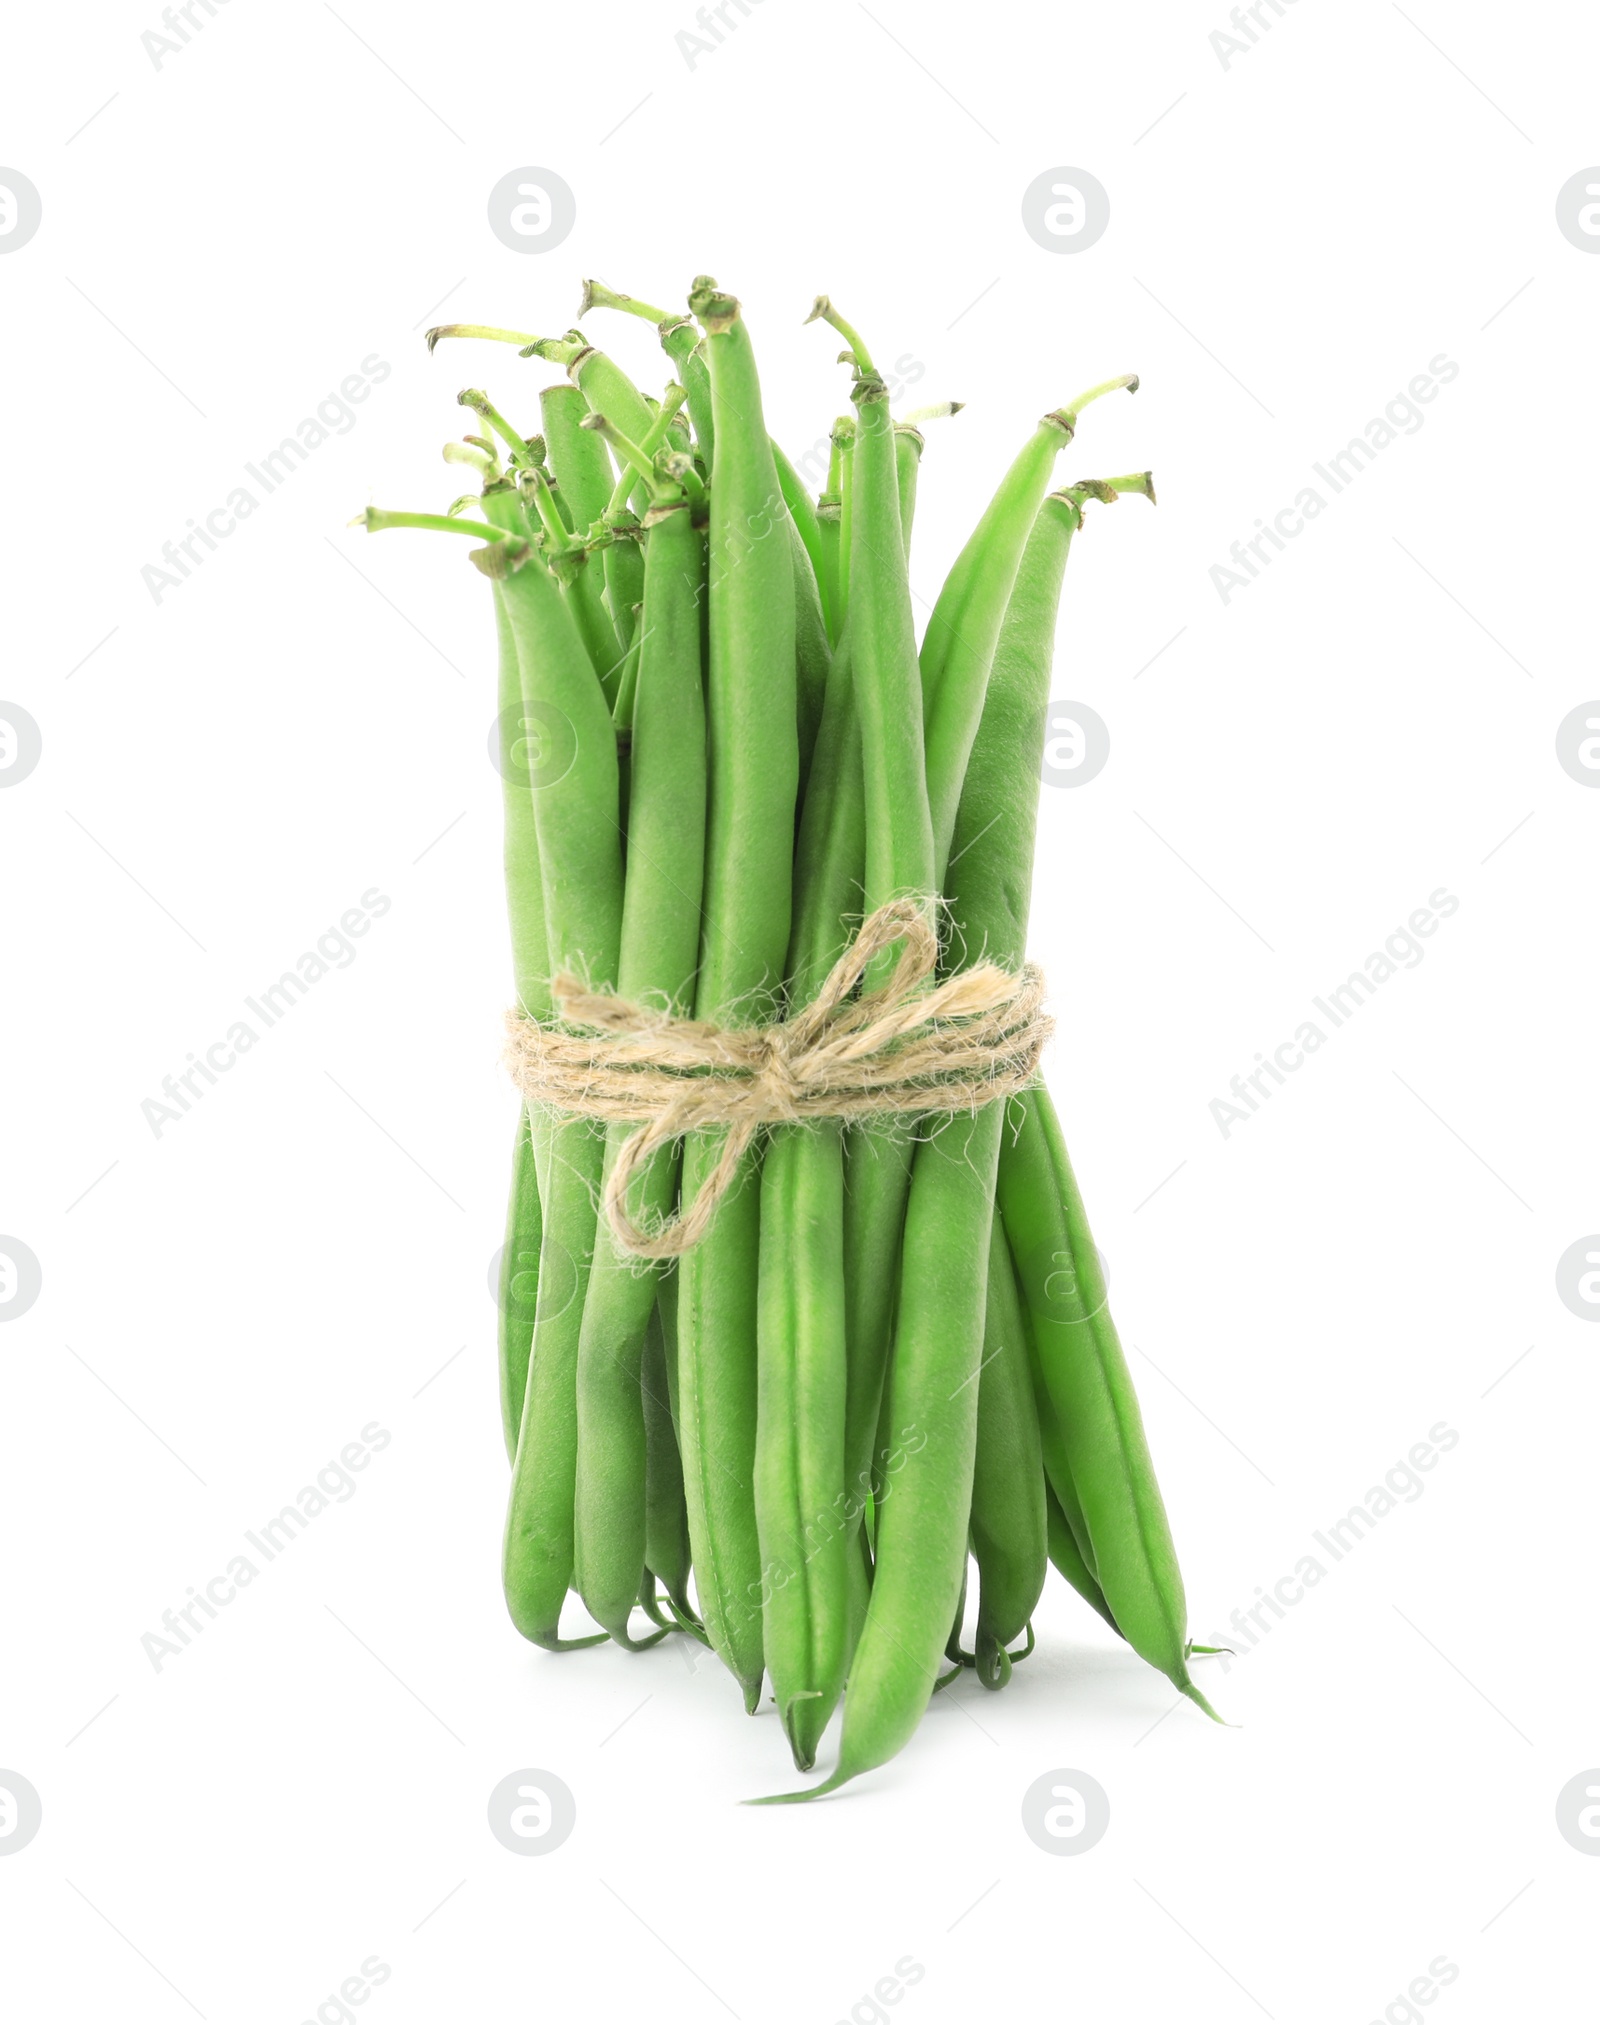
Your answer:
(503, 899), (1051, 1260)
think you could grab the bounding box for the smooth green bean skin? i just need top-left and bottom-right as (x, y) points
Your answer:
(495, 541), (623, 1650)
(642, 1293), (695, 1625)
(848, 383), (931, 931)
(841, 1131), (910, 1538)
(1044, 1476), (1119, 1633)
(571, 345), (656, 453)
(498, 1111), (542, 1460)
(766, 1104), (1004, 1800)
(788, 631), (865, 986)
(937, 483), (1207, 1707)
(772, 439), (830, 633)
(943, 494), (1076, 965)
(756, 602), (864, 1766)
(892, 427), (922, 564)
(487, 500), (549, 1459)
(756, 1123), (849, 1768)
(600, 513), (645, 648)
(814, 500), (842, 649)
(679, 285), (798, 1709)
(540, 383), (614, 533)
(970, 1205), (1048, 1685)
(941, 490), (1092, 1586)
(787, 508), (832, 786)
(561, 550), (627, 707)
(1022, 1246), (1101, 1586)
(833, 369), (933, 1629)
(920, 417), (1073, 878)
(657, 316), (715, 469)
(574, 502), (707, 1645)
(835, 412), (924, 1525)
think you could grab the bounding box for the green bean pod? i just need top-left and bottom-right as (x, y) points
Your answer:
(933, 473), (1207, 1709)
(648, 318), (714, 469)
(567, 342), (656, 451)
(892, 424), (922, 563)
(772, 439), (831, 633)
(920, 378), (1137, 872)
(999, 1093), (1216, 1715)
(497, 1111), (542, 1460)
(762, 1104), (1005, 1801)
(488, 553), (551, 1456)
(757, 617), (860, 1768)
(788, 507), (832, 785)
(642, 1289), (695, 1626)
(600, 511), (645, 648)
(490, 532), (624, 1651)
(1024, 1259), (1101, 1586)
(576, 285), (714, 469)
(970, 1205), (1048, 1687)
(756, 1121), (848, 1768)
(818, 315), (937, 1654)
(1044, 1476), (1119, 1633)
(678, 281), (799, 1710)
(573, 495), (707, 1646)
(539, 382), (614, 533)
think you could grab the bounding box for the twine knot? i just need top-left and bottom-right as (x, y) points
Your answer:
(502, 899), (1051, 1260)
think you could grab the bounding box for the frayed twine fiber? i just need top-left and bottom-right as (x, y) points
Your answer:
(503, 898), (1051, 1261)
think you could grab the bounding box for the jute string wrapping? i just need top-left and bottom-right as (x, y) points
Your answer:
(503, 898), (1051, 1261)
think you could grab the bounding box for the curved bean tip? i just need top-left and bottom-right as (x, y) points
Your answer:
(1180, 1679), (1230, 1725)
(804, 293), (832, 326)
(744, 1768), (850, 1806)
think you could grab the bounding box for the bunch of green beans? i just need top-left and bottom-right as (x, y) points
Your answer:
(359, 276), (1218, 1799)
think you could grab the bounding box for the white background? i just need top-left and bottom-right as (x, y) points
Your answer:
(2, 0), (1597, 2018)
